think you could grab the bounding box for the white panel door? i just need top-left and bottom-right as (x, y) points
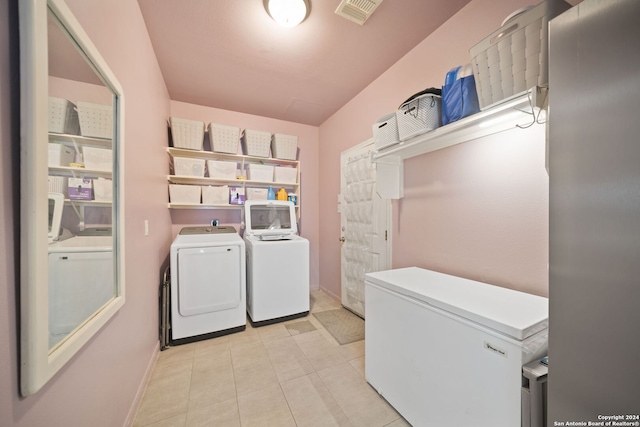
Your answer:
(339, 139), (391, 317)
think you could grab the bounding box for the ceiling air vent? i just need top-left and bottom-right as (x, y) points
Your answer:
(335, 0), (383, 25)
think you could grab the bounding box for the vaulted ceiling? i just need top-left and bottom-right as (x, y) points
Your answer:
(136, 0), (473, 126)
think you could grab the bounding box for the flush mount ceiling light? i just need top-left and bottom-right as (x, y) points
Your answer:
(264, 0), (310, 27)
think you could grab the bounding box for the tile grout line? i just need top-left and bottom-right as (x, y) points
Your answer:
(183, 345), (199, 427)
(263, 320), (304, 427)
(136, 290), (368, 427)
(278, 313), (352, 427)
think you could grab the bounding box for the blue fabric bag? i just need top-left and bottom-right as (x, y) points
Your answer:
(441, 75), (480, 126)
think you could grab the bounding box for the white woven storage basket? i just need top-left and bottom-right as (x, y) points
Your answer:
(209, 123), (240, 154)
(48, 97), (79, 135)
(242, 129), (271, 157)
(469, 0), (570, 110)
(170, 117), (205, 150)
(169, 184), (201, 204)
(274, 166), (297, 184)
(82, 146), (112, 171)
(396, 94), (442, 141)
(207, 160), (237, 179)
(372, 113), (399, 150)
(202, 185), (229, 205)
(271, 134), (298, 160)
(48, 176), (68, 194)
(77, 102), (113, 139)
(246, 164), (274, 182)
(48, 143), (76, 167)
(246, 187), (269, 201)
(173, 157), (205, 177)
(93, 178), (113, 202)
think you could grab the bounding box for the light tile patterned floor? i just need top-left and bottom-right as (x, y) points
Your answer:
(133, 290), (411, 427)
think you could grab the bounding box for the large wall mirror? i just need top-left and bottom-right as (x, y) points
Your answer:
(19, 0), (125, 396)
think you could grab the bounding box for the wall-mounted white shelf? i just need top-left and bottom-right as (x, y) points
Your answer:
(49, 165), (112, 179)
(49, 133), (112, 148)
(168, 175), (298, 190)
(65, 199), (111, 207)
(166, 146), (301, 217)
(168, 203), (241, 210)
(373, 87), (547, 199)
(167, 147), (298, 167)
(167, 203), (300, 210)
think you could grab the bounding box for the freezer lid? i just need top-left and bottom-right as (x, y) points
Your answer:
(365, 267), (548, 341)
(244, 200), (297, 238)
(48, 235), (113, 252)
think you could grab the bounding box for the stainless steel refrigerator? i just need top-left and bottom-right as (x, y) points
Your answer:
(548, 0), (640, 423)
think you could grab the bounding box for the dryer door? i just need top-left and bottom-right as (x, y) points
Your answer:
(177, 245), (241, 316)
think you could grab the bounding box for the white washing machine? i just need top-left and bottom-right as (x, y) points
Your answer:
(244, 200), (309, 326)
(170, 225), (246, 344)
(48, 193), (114, 349)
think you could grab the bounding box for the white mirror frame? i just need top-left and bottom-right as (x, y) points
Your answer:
(19, 0), (125, 396)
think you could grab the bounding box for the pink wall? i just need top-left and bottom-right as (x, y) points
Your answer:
(0, 0), (569, 425)
(319, 0), (552, 298)
(1, 0), (173, 425)
(169, 101), (321, 288)
(396, 125), (549, 296)
(49, 76), (113, 104)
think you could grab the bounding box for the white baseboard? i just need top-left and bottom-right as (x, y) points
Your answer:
(123, 341), (160, 427)
(319, 285), (341, 302)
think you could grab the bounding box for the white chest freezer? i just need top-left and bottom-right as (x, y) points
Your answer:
(48, 234), (113, 348)
(365, 267), (548, 427)
(47, 193), (114, 348)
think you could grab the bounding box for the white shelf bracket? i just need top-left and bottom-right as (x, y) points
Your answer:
(376, 155), (403, 199)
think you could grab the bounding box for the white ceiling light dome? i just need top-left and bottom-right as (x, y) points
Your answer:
(264, 0), (310, 28)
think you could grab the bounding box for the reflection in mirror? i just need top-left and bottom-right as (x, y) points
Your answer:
(46, 11), (116, 351)
(20, 0), (124, 396)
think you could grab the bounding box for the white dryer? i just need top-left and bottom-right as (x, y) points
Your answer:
(170, 226), (246, 344)
(244, 200), (309, 326)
